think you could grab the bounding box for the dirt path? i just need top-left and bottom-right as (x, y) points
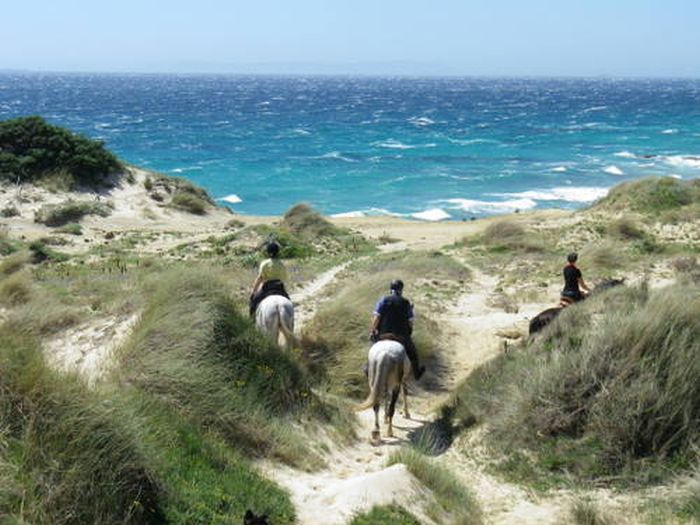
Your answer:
(261, 259), (568, 524)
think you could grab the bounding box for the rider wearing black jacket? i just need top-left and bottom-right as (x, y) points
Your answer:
(370, 279), (426, 380)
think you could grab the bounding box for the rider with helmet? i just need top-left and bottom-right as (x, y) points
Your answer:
(561, 252), (590, 305)
(249, 241), (290, 317)
(370, 279), (426, 380)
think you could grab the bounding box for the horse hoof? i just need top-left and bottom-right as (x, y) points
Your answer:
(387, 429), (394, 438)
(370, 430), (381, 446)
(404, 412), (411, 419)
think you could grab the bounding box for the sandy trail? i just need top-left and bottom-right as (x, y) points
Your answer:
(262, 259), (565, 524)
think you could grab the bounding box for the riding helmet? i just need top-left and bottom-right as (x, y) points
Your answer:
(266, 241), (281, 257)
(389, 279), (404, 293)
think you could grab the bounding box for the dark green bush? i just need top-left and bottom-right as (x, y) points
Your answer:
(0, 116), (122, 186)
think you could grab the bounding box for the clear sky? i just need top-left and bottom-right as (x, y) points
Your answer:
(2, 0), (699, 76)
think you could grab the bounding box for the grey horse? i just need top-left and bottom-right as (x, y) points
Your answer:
(356, 339), (412, 444)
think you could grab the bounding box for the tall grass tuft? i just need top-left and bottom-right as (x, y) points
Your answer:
(451, 284), (700, 486)
(0, 324), (164, 524)
(388, 447), (482, 525)
(113, 267), (328, 468)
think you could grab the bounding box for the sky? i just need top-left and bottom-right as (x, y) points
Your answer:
(2, 0), (699, 77)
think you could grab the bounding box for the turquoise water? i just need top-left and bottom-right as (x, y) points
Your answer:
(1, 73), (699, 218)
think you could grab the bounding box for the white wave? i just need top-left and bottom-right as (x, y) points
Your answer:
(311, 151), (357, 162)
(408, 116), (436, 127)
(444, 197), (537, 214)
(603, 165), (624, 176)
(495, 186), (609, 203)
(171, 168), (184, 173)
(373, 139), (436, 150)
(614, 151), (637, 159)
(219, 194), (242, 204)
(412, 208), (451, 221)
(447, 137), (497, 146)
(662, 155), (700, 169)
(582, 105), (608, 113)
(661, 128), (679, 134)
(331, 211), (366, 218)
(551, 166), (568, 173)
(670, 174), (683, 179)
(292, 128), (311, 135)
(331, 208), (401, 218)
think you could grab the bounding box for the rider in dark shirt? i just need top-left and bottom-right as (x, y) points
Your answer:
(370, 279), (426, 380)
(561, 252), (590, 304)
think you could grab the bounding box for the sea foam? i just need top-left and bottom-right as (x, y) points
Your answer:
(220, 194), (243, 204)
(603, 165), (624, 176)
(411, 208), (451, 221)
(444, 197), (537, 214)
(495, 186), (609, 203)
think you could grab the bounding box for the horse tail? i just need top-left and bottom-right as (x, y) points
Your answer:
(277, 301), (295, 347)
(355, 353), (387, 411)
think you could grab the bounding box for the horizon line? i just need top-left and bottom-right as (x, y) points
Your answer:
(1, 68), (700, 81)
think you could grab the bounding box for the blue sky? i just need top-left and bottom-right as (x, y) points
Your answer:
(2, 0), (699, 76)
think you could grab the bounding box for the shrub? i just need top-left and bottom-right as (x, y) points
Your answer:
(477, 220), (545, 253)
(0, 251), (29, 276)
(0, 116), (122, 185)
(55, 222), (83, 235)
(607, 217), (646, 240)
(350, 505), (422, 525)
(28, 240), (69, 263)
(34, 199), (112, 226)
(171, 192), (208, 215)
(1, 204), (19, 218)
(283, 203), (339, 237)
(592, 177), (700, 215)
(0, 271), (32, 305)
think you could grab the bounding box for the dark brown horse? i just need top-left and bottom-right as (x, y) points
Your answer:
(528, 278), (624, 335)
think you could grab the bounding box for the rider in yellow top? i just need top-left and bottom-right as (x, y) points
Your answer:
(249, 241), (290, 317)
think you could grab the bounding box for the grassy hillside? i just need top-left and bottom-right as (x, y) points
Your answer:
(448, 283), (700, 491)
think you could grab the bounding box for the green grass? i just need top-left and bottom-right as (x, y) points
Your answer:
(349, 505), (422, 525)
(54, 222), (83, 235)
(591, 177), (700, 220)
(34, 199), (112, 226)
(448, 283), (700, 489)
(171, 191), (208, 214)
(0, 324), (164, 524)
(388, 448), (482, 525)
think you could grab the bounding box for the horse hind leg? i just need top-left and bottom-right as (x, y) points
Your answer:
(386, 386), (400, 438)
(371, 403), (381, 445)
(402, 381), (410, 419)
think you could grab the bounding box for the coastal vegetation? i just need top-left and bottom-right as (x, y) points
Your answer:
(0, 116), (122, 186)
(446, 270), (700, 492)
(0, 117), (698, 523)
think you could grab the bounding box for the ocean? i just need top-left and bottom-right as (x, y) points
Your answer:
(1, 73), (699, 219)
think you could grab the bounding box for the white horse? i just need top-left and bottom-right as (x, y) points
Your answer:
(255, 295), (296, 351)
(356, 339), (411, 444)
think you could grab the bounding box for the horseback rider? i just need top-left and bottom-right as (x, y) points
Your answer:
(560, 252), (590, 306)
(249, 241), (290, 317)
(370, 279), (426, 380)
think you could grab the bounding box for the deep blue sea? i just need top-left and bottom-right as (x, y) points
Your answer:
(1, 73), (699, 219)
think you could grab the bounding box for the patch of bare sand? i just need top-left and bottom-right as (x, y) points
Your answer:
(45, 313), (139, 386)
